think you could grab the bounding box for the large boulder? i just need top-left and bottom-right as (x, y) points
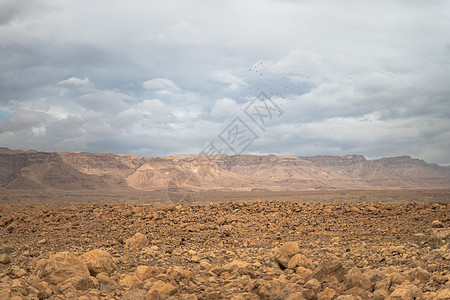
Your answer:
(34, 252), (89, 285)
(80, 249), (117, 276)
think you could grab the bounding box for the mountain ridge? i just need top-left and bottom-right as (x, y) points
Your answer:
(0, 148), (449, 191)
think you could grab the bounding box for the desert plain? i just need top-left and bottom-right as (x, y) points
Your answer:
(1, 189), (450, 300)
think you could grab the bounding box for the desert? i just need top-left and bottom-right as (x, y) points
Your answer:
(0, 149), (450, 299)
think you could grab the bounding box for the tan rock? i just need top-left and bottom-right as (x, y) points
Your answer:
(390, 287), (414, 300)
(0, 253), (11, 264)
(335, 296), (359, 300)
(296, 267), (313, 282)
(273, 242), (302, 269)
(317, 287), (337, 300)
(404, 267), (430, 283)
(146, 280), (177, 297)
(344, 287), (370, 299)
(432, 220), (444, 228)
(34, 252), (90, 285)
(67, 276), (99, 291)
(288, 253), (313, 270)
(436, 288), (450, 300)
(119, 274), (141, 289)
(122, 288), (147, 300)
(344, 268), (372, 291)
(222, 260), (254, 277)
(314, 260), (347, 283)
(305, 278), (321, 292)
(80, 249), (117, 276)
(125, 233), (150, 250)
(136, 266), (164, 281)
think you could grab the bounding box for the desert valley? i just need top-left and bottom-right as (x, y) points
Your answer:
(0, 148), (449, 299)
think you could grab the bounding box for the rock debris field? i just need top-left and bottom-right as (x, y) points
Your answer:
(1, 200), (450, 299)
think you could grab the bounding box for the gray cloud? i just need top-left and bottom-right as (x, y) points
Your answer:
(0, 0), (449, 165)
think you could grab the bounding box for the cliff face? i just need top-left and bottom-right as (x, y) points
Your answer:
(0, 151), (104, 190)
(0, 149), (449, 191)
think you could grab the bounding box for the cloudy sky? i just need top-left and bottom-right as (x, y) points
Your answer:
(1, 0), (450, 165)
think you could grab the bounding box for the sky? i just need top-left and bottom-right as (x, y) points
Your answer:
(1, 0), (450, 165)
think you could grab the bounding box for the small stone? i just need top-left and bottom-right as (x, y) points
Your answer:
(432, 220), (444, 228)
(0, 254), (11, 264)
(124, 233), (149, 250)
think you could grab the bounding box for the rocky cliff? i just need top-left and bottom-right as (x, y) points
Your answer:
(0, 148), (449, 191)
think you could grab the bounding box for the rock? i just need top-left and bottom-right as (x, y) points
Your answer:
(344, 287), (370, 299)
(388, 272), (408, 286)
(145, 280), (177, 298)
(390, 284), (420, 300)
(124, 233), (150, 250)
(205, 291), (221, 299)
(372, 289), (389, 300)
(68, 276), (99, 291)
(335, 296), (358, 300)
(436, 288), (450, 300)
(273, 242), (302, 269)
(0, 244), (14, 254)
(390, 287), (414, 299)
(305, 278), (321, 292)
(222, 260), (254, 277)
(296, 267), (313, 282)
(314, 260), (347, 282)
(80, 249), (117, 276)
(404, 267), (430, 283)
(286, 292), (306, 300)
(10, 266), (27, 278)
(122, 289), (147, 300)
(34, 252), (90, 285)
(432, 220), (444, 228)
(288, 253), (313, 269)
(344, 268), (372, 291)
(96, 272), (118, 293)
(255, 279), (282, 299)
(317, 287), (337, 300)
(119, 274), (141, 289)
(136, 266), (164, 281)
(0, 253), (11, 264)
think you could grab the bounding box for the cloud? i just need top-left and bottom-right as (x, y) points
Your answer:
(211, 71), (248, 92)
(0, 1), (449, 164)
(143, 78), (180, 93)
(58, 77), (91, 86)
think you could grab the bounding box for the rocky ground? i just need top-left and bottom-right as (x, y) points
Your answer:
(0, 200), (450, 299)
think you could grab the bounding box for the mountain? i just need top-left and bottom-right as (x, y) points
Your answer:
(0, 148), (449, 191)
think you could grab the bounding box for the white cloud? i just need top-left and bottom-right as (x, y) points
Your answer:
(58, 77), (91, 86)
(211, 71), (248, 92)
(143, 78), (180, 92)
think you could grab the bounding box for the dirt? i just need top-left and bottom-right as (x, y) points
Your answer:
(0, 191), (450, 299)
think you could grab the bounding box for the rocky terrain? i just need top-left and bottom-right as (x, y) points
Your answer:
(1, 148), (450, 192)
(1, 200), (450, 299)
